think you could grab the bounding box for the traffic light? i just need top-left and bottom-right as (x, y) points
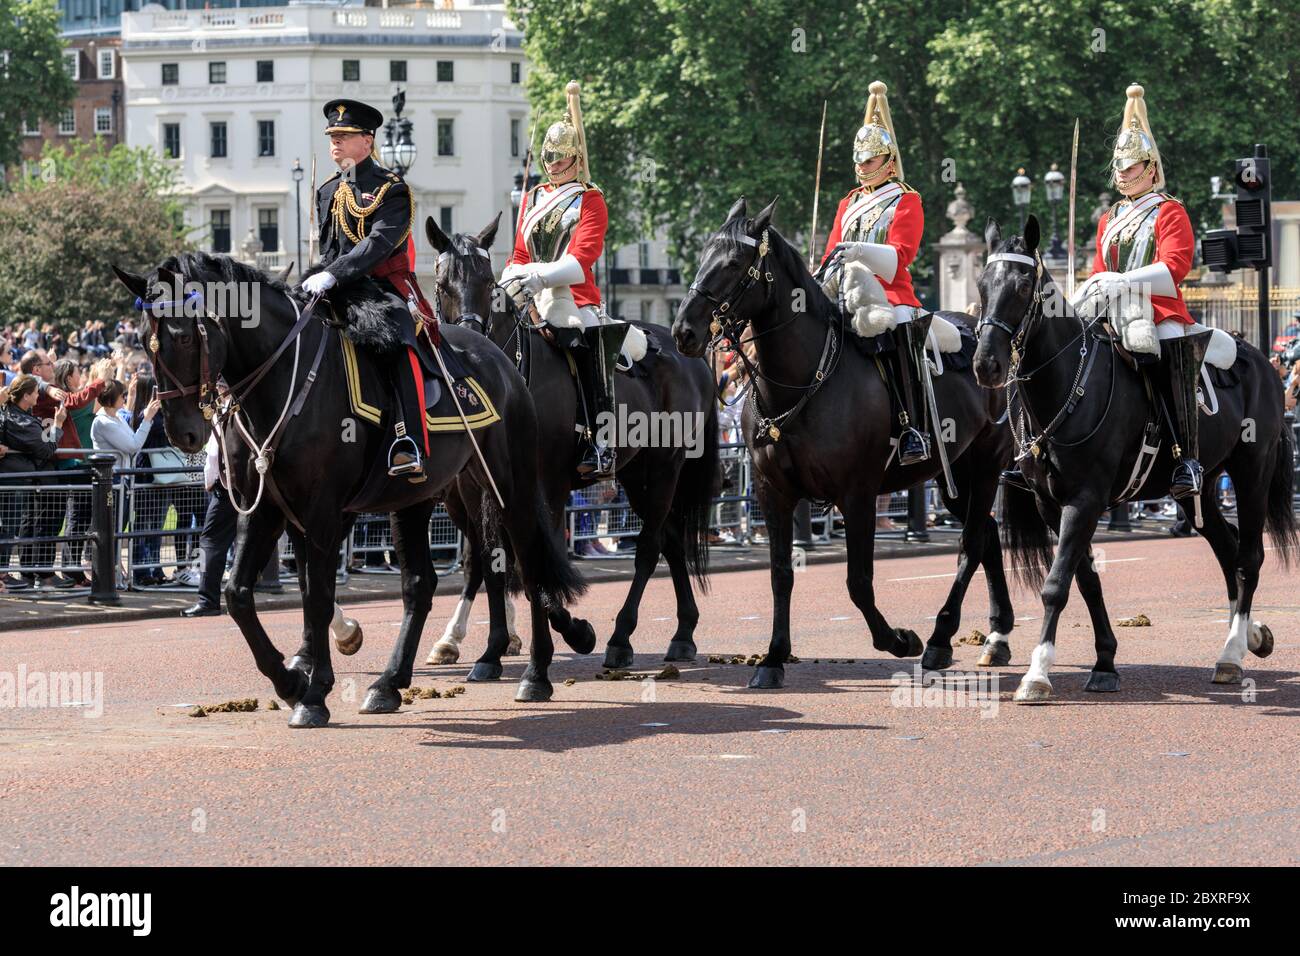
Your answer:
(1202, 144), (1272, 273)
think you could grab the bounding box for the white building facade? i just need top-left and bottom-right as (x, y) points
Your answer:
(121, 2), (528, 280)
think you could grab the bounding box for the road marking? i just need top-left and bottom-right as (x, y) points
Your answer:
(640, 722), (670, 727)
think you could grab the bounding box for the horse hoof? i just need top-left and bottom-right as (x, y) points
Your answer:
(565, 619), (597, 655)
(358, 685), (402, 714)
(334, 622), (363, 656)
(977, 642), (1012, 667)
(515, 678), (553, 703)
(506, 634), (524, 656)
(892, 628), (923, 658)
(288, 703), (330, 728)
(467, 662), (503, 682)
(1212, 662), (1243, 685)
(921, 645), (953, 671)
(748, 666), (785, 689)
(602, 645), (634, 669)
(426, 641), (460, 665)
(286, 655), (312, 675)
(664, 639), (697, 662)
(1249, 623), (1274, 659)
(1014, 679), (1052, 703)
(1084, 670), (1121, 693)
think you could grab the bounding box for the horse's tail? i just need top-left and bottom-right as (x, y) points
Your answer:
(1000, 482), (1054, 593)
(481, 483), (586, 607)
(1265, 418), (1299, 566)
(671, 395), (720, 593)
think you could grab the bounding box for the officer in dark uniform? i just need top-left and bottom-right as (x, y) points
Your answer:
(304, 98), (427, 480)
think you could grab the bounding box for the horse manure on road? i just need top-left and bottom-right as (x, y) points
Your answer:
(564, 678), (577, 686)
(657, 665), (680, 680)
(188, 698), (259, 717)
(401, 685), (467, 704)
(1117, 614), (1152, 627)
(267, 700), (280, 711)
(957, 630), (987, 646)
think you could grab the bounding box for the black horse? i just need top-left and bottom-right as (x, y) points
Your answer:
(421, 215), (720, 673)
(672, 197), (1016, 687)
(974, 216), (1296, 700)
(112, 253), (587, 727)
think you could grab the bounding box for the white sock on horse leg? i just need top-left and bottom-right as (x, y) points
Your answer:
(439, 596), (474, 647)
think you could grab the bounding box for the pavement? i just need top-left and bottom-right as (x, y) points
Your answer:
(3, 530), (1294, 866)
(0, 520), (1181, 631)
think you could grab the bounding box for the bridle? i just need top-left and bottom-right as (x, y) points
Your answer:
(436, 243), (494, 336)
(976, 249), (1114, 463)
(689, 227), (843, 443)
(135, 290), (221, 418)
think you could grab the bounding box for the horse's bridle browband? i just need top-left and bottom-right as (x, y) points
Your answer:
(689, 230), (775, 345)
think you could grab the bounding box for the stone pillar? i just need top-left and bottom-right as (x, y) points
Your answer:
(935, 183), (984, 315)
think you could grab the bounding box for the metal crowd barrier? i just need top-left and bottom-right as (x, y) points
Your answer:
(1, 425), (1297, 602)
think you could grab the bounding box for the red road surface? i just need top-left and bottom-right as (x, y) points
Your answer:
(2, 535), (1296, 865)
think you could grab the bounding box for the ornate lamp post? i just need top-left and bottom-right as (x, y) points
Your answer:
(1012, 167), (1032, 232)
(380, 88), (417, 176)
(291, 158), (304, 277)
(1044, 162), (1066, 261)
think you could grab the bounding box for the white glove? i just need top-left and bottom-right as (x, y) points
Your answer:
(837, 242), (899, 283)
(302, 271), (337, 296)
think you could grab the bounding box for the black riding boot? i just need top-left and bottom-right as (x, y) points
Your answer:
(1161, 330), (1211, 500)
(573, 325), (627, 478)
(890, 323), (931, 466)
(388, 351), (427, 481)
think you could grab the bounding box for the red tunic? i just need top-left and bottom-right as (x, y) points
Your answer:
(820, 186), (923, 308)
(508, 183), (608, 309)
(1090, 199), (1193, 325)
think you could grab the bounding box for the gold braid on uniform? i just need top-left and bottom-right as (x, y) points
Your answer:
(331, 180), (397, 243)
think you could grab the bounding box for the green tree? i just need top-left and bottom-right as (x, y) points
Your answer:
(0, 0), (77, 172)
(511, 0), (1300, 293)
(0, 141), (193, 331)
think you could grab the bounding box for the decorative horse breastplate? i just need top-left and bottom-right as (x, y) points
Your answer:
(524, 185), (586, 264)
(1103, 193), (1167, 273)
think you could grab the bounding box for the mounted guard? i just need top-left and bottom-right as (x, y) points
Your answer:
(501, 81), (644, 478)
(818, 81), (930, 466)
(304, 98), (431, 481)
(1003, 84), (1204, 500)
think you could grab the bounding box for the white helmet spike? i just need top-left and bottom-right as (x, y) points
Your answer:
(1112, 83), (1163, 191)
(853, 80), (903, 183)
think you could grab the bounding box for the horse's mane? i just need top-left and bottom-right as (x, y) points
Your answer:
(718, 216), (837, 320)
(160, 251), (304, 304)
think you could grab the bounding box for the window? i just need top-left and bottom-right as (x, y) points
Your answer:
(439, 206), (453, 234)
(437, 118), (454, 157)
(98, 48), (115, 80)
(510, 61), (521, 84)
(436, 60), (454, 82)
(257, 120), (275, 157)
(162, 122), (181, 159)
(211, 209), (231, 254)
(209, 62), (226, 85)
(510, 119), (520, 159)
(22, 117), (40, 136)
(94, 108), (112, 135)
(210, 121), (227, 158)
(342, 59), (360, 82)
(640, 301), (654, 324)
(58, 109), (76, 136)
(258, 208), (279, 253)
(256, 60), (273, 83)
(638, 242), (650, 269)
(64, 50), (79, 81)
(390, 60), (406, 82)
(162, 63), (179, 86)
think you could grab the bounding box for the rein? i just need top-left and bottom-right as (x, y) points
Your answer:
(694, 229), (842, 442)
(978, 251), (1114, 464)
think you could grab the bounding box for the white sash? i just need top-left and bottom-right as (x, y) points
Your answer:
(1100, 191), (1165, 254)
(521, 182), (585, 238)
(840, 182), (903, 235)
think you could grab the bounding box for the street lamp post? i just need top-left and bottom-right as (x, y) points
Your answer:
(292, 158), (304, 279)
(511, 171), (524, 239)
(1044, 162), (1066, 261)
(1012, 167), (1032, 233)
(381, 88), (417, 177)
